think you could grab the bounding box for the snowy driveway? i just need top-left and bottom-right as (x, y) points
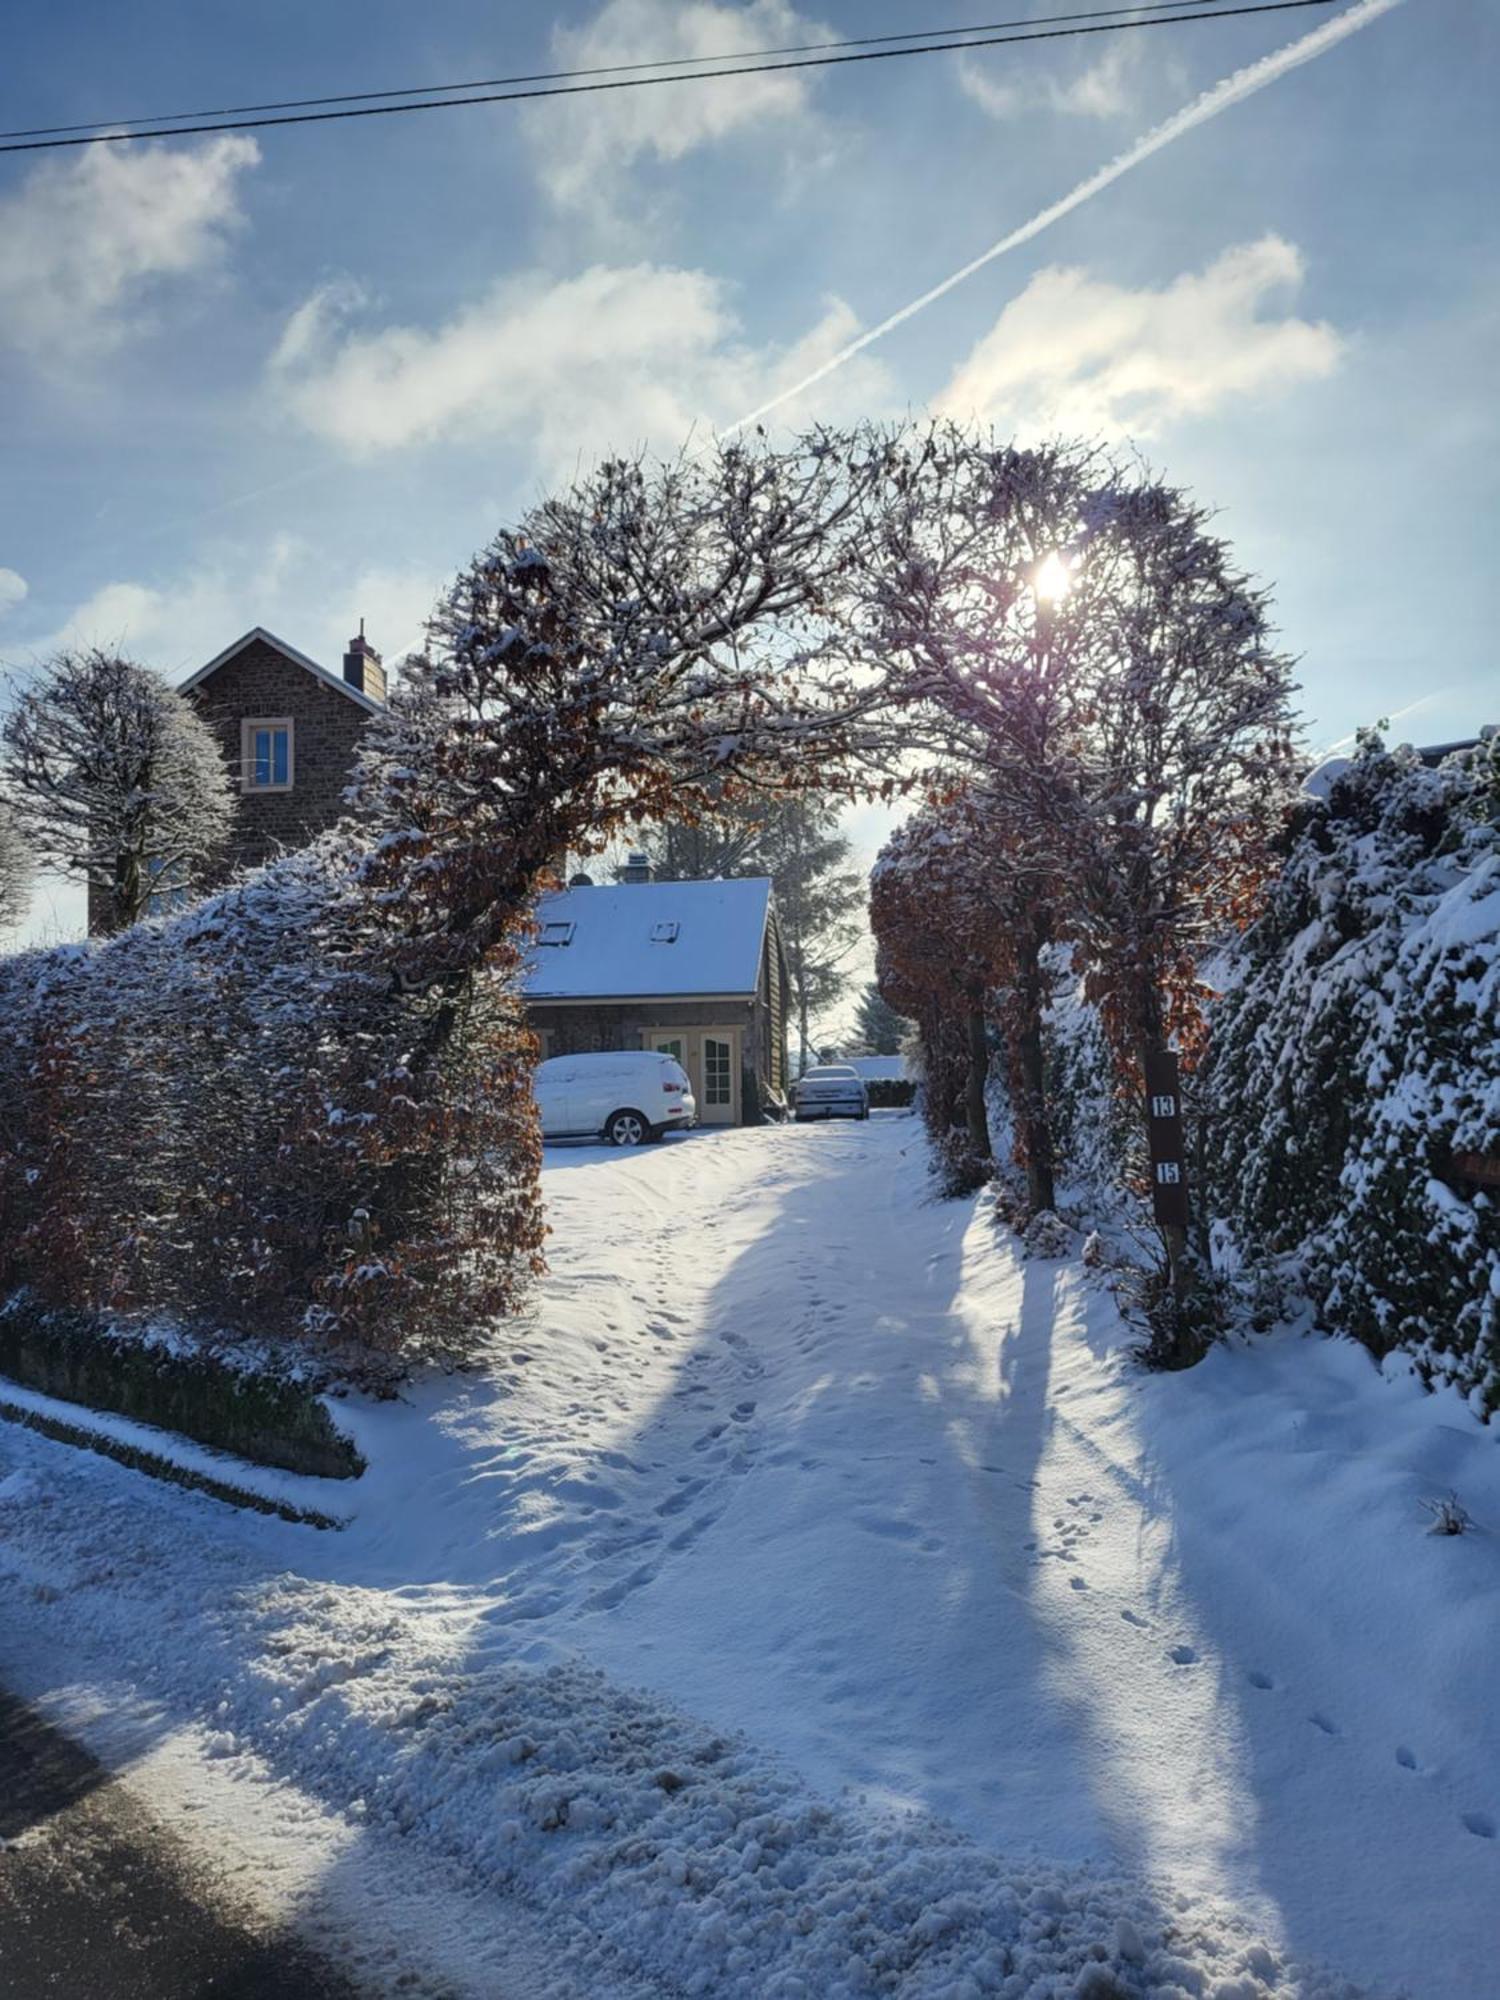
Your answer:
(1, 1113), (1497, 1997)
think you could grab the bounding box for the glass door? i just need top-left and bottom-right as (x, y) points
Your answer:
(701, 1033), (736, 1125)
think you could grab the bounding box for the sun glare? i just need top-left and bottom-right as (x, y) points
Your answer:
(1033, 553), (1073, 604)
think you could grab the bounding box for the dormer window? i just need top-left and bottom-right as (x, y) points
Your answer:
(538, 920), (576, 947)
(242, 718), (293, 792)
(650, 921), (680, 944)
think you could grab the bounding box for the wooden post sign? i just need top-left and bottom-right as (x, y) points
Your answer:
(1143, 1048), (1191, 1230)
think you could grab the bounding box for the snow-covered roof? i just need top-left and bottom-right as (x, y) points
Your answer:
(177, 627), (382, 714)
(844, 1054), (908, 1081)
(524, 877), (773, 1001)
(1301, 755), (1352, 801)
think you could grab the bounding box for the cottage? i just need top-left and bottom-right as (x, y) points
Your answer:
(522, 861), (791, 1126)
(179, 624), (386, 881)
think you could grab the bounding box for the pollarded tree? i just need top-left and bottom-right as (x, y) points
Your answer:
(871, 786), (1064, 1209)
(0, 801), (30, 934)
(872, 814), (991, 1190)
(862, 433), (1295, 1350)
(1, 649), (233, 933)
(1066, 479), (1298, 1355)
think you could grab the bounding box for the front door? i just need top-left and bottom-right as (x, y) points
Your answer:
(643, 1030), (739, 1126)
(700, 1032), (737, 1125)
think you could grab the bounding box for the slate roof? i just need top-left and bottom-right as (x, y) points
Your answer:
(523, 877), (773, 1001)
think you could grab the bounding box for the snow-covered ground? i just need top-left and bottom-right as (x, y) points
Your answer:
(1, 1114), (1497, 1997)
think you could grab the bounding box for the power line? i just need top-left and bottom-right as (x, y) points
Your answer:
(0, 1), (1335, 157)
(0, 1), (1242, 142)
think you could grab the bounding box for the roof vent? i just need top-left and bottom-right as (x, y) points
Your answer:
(650, 920), (680, 944)
(621, 851), (653, 884)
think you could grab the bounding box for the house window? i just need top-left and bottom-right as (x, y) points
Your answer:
(242, 718), (293, 792)
(537, 920), (575, 947)
(650, 920), (680, 943)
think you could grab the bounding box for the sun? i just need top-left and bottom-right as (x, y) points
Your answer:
(1033, 553), (1073, 604)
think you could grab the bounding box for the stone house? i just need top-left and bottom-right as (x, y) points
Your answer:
(179, 625), (386, 885)
(91, 624), (386, 928)
(522, 860), (792, 1126)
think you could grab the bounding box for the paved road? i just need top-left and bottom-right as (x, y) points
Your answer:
(0, 1689), (362, 1999)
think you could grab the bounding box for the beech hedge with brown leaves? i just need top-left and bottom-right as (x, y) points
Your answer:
(0, 436), (897, 1374)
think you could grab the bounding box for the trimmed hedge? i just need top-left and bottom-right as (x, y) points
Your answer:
(866, 1078), (917, 1108)
(0, 1296), (364, 1480)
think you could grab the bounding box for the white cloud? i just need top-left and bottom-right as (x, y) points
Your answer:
(956, 40), (1147, 122)
(34, 537), (441, 684)
(269, 263), (893, 474)
(0, 136), (259, 364)
(522, 0), (828, 210)
(0, 569), (27, 618)
(938, 236), (1342, 441)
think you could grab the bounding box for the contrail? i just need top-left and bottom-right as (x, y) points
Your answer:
(722, 0), (1403, 435)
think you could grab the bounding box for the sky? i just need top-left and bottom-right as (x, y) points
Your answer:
(1, 0), (1495, 965)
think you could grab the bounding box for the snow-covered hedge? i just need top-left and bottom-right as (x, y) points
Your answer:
(0, 835), (544, 1379)
(1202, 733), (1500, 1413)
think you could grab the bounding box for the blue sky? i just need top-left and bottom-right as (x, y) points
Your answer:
(1, 0), (1495, 949)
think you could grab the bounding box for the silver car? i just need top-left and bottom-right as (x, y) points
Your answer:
(793, 1064), (870, 1122)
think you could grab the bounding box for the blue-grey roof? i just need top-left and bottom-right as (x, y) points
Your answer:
(524, 877), (773, 1001)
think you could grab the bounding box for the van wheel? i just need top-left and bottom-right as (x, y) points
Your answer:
(605, 1108), (649, 1147)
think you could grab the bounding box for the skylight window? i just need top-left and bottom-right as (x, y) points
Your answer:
(538, 920), (575, 947)
(650, 921), (680, 944)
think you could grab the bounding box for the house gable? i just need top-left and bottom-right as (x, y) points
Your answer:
(181, 629), (380, 885)
(179, 626), (381, 715)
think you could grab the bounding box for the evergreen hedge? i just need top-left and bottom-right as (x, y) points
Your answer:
(1202, 732), (1500, 1413)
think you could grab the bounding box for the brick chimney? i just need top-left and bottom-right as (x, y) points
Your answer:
(342, 621), (386, 703)
(621, 850), (653, 883)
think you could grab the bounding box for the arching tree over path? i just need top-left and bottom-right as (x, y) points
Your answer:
(0, 425), (1294, 1373)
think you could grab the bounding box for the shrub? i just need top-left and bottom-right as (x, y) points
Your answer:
(1202, 731), (1500, 1412)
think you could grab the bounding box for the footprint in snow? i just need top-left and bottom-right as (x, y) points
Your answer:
(1069, 1575), (1088, 1592)
(1396, 1746), (1418, 1771)
(1460, 1812), (1495, 1840)
(1309, 1713), (1340, 1736)
(1169, 1644), (1197, 1666)
(1247, 1670), (1275, 1691)
(1120, 1610), (1149, 1629)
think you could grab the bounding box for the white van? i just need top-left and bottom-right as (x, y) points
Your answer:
(535, 1050), (697, 1146)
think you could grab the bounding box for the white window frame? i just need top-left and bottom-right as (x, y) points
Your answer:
(241, 716), (295, 793)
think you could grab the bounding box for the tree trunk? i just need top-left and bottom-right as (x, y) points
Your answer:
(1015, 928), (1055, 1214)
(964, 1001), (992, 1163)
(105, 849), (145, 934)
